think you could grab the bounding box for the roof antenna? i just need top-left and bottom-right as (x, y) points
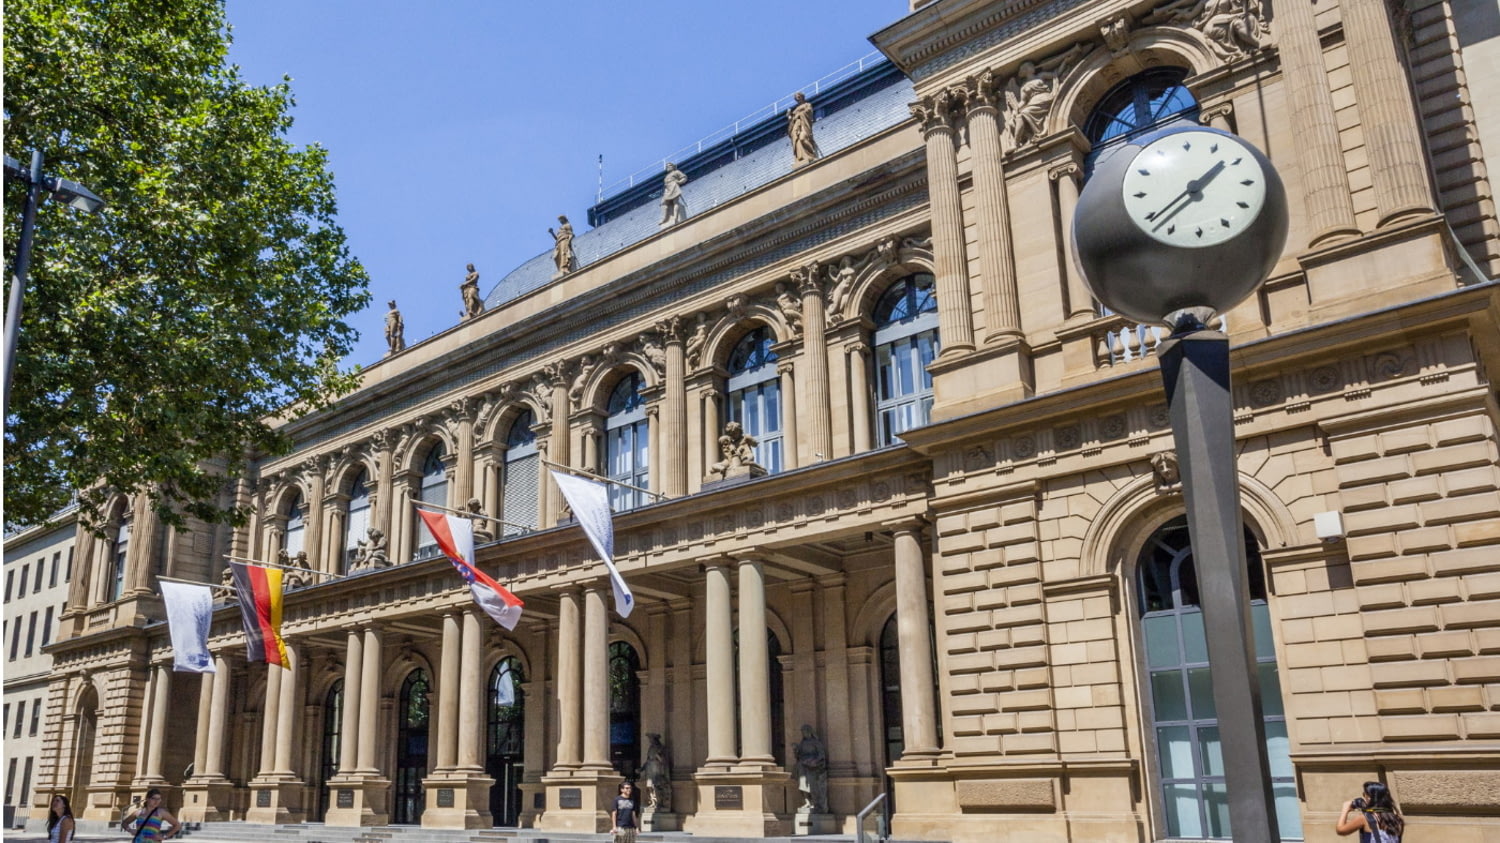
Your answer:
(596, 154), (604, 205)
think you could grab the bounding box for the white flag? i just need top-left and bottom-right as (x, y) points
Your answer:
(160, 581), (216, 673)
(550, 469), (635, 617)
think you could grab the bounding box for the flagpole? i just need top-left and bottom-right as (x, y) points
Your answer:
(223, 555), (346, 579)
(541, 458), (669, 501)
(157, 574), (238, 594)
(411, 499), (536, 533)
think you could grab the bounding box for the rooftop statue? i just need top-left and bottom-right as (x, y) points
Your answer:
(550, 215), (576, 278)
(659, 162), (689, 227)
(788, 91), (818, 167)
(460, 263), (484, 320)
(385, 300), (405, 355)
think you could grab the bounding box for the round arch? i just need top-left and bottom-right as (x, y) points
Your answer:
(1052, 33), (1219, 141)
(397, 426), (458, 476)
(577, 362), (657, 417)
(480, 400), (548, 449)
(838, 254), (936, 328)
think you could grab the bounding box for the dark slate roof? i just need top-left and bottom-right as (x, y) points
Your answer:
(484, 60), (914, 310)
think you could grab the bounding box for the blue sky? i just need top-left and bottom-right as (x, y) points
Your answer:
(224, 1), (906, 367)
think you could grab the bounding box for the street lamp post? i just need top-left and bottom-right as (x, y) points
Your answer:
(1073, 125), (1290, 842)
(3, 149), (106, 420)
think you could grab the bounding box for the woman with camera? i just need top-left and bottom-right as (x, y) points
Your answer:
(1336, 781), (1405, 842)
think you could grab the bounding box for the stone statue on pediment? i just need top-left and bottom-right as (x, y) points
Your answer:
(465, 496), (494, 543)
(550, 215), (576, 278)
(660, 163), (688, 227)
(285, 551), (313, 589)
(385, 300), (405, 355)
(788, 91), (818, 167)
(460, 263), (484, 320)
(708, 421), (765, 481)
(351, 526), (390, 571)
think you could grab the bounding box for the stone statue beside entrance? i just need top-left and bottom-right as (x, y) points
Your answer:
(792, 724), (829, 814)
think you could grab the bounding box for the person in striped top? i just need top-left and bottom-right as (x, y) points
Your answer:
(121, 788), (180, 842)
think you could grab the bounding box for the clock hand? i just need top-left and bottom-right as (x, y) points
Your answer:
(1148, 159), (1228, 232)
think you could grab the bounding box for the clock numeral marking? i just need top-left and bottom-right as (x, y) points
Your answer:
(1231, 157), (1243, 166)
(1182, 140), (1191, 150)
(1167, 224), (1176, 235)
(1210, 143), (1219, 153)
(1133, 191), (1147, 198)
(1236, 201), (1249, 209)
(1138, 168), (1151, 176)
(1194, 227), (1204, 238)
(1240, 179), (1255, 186)
(1221, 218), (1231, 228)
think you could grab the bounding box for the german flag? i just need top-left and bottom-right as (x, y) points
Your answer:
(229, 561), (289, 667)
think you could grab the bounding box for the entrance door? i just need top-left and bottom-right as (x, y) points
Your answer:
(487, 658), (525, 826)
(393, 669), (430, 824)
(313, 681), (342, 821)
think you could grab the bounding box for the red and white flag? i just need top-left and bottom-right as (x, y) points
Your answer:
(417, 508), (524, 630)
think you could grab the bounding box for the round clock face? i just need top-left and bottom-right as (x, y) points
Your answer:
(1120, 129), (1268, 248)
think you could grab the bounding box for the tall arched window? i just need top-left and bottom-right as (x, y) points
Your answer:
(342, 469), (371, 571)
(608, 641), (641, 780)
(488, 657), (525, 826)
(502, 410), (539, 536)
(1137, 516), (1298, 840)
(1084, 68), (1199, 176)
(283, 490), (306, 559)
(315, 680), (343, 821)
(108, 518), (130, 602)
(394, 669), (430, 824)
(727, 327), (783, 473)
(605, 373), (649, 512)
(415, 444), (448, 559)
(874, 274), (939, 445)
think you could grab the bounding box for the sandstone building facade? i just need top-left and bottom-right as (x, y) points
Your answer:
(29, 0), (1500, 841)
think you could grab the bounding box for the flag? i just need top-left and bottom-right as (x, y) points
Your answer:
(229, 561), (289, 667)
(160, 581), (216, 674)
(417, 508), (524, 630)
(549, 469), (634, 617)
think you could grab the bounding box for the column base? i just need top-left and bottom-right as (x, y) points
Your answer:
(178, 778), (237, 823)
(419, 772), (495, 829)
(535, 769), (622, 833)
(517, 778), (545, 828)
(682, 767), (791, 837)
(244, 777), (306, 825)
(321, 775), (390, 827)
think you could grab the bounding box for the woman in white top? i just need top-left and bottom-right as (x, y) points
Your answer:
(46, 794), (76, 843)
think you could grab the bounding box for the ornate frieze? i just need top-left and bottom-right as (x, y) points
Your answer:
(1143, 0), (1270, 62)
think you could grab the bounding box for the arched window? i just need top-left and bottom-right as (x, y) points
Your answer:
(605, 373), (650, 512)
(874, 274), (939, 445)
(315, 680), (343, 820)
(1084, 68), (1199, 175)
(108, 518), (130, 602)
(502, 410), (539, 537)
(727, 327), (783, 473)
(394, 669), (430, 824)
(283, 490), (306, 559)
(608, 641), (641, 780)
(488, 657), (525, 826)
(415, 444), (447, 559)
(342, 469), (371, 571)
(1136, 516), (1298, 840)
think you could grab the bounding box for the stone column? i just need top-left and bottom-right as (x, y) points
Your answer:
(736, 558), (774, 766)
(457, 610), (485, 771)
(436, 612), (461, 772)
(966, 76), (1022, 340)
(339, 629), (363, 772)
(1273, 0), (1360, 245)
(1341, 0), (1435, 225)
(274, 643), (301, 773)
(818, 576), (854, 775)
(455, 400), (476, 504)
(662, 319), (688, 496)
(669, 598), (696, 766)
(357, 627), (383, 772)
(778, 361), (800, 469)
(205, 654), (231, 777)
(581, 587), (611, 770)
(193, 667), (215, 776)
(125, 495), (161, 594)
(648, 404), (662, 493)
(704, 561), (736, 766)
(374, 430), (396, 539)
(145, 663), (172, 780)
(893, 524), (939, 758)
(259, 663), (282, 776)
(702, 388), (721, 475)
(1050, 161), (1095, 319)
(305, 459), (327, 572)
(848, 343), (873, 452)
(913, 90), (975, 355)
(550, 368), (573, 523)
(555, 589), (582, 769)
(795, 266), (832, 460)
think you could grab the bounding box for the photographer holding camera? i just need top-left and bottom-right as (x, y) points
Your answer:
(1336, 781), (1404, 842)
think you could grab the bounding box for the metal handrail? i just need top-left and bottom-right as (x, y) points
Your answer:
(597, 51), (886, 199)
(855, 792), (887, 843)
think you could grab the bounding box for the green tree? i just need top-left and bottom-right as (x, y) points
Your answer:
(4, 0), (370, 530)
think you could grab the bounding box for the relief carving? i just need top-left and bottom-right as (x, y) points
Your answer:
(775, 281), (804, 336)
(685, 313), (710, 368)
(1002, 42), (1089, 150)
(1145, 0), (1269, 60)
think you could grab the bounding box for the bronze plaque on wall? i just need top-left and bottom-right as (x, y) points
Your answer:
(256, 789), (271, 808)
(437, 788), (455, 808)
(337, 789), (354, 809)
(714, 786), (743, 810)
(559, 787), (583, 809)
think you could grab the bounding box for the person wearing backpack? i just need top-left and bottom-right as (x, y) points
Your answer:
(1337, 780), (1405, 842)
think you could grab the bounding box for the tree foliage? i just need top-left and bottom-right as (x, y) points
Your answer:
(4, 0), (370, 530)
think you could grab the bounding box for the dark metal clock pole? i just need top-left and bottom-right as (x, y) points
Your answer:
(1073, 126), (1290, 843)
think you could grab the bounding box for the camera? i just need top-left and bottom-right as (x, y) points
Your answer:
(1350, 797), (1367, 810)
